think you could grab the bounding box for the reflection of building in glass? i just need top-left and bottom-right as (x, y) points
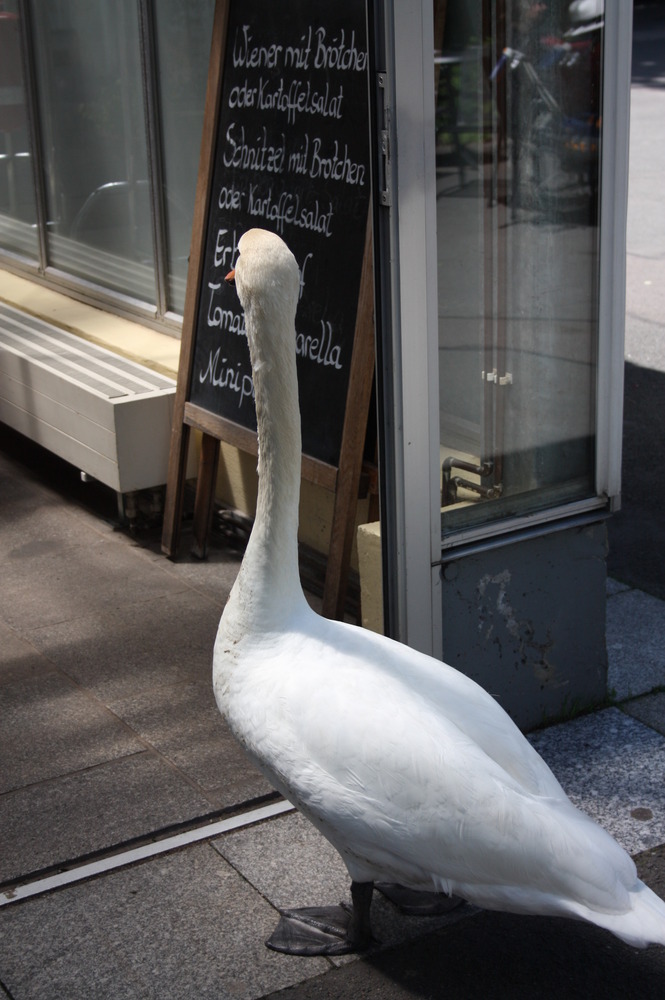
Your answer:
(0, 0), (214, 315)
(435, 0), (603, 537)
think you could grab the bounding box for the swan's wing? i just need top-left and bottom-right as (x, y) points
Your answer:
(227, 627), (635, 918)
(300, 663), (633, 907)
(321, 618), (568, 800)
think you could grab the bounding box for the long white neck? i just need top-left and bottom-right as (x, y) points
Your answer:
(222, 293), (308, 636)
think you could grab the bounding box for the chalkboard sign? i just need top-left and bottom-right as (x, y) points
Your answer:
(188, 0), (370, 468)
(162, 0), (375, 620)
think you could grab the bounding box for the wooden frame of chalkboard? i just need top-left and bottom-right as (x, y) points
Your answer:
(161, 0), (375, 620)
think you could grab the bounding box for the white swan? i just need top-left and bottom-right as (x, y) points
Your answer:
(213, 228), (665, 955)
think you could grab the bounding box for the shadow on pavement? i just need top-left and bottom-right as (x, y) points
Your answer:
(608, 361), (665, 602)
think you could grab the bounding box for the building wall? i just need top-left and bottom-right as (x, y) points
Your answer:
(358, 515), (609, 730)
(440, 521), (609, 730)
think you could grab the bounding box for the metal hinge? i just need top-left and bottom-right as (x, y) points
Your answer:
(377, 73), (391, 206)
(483, 368), (513, 386)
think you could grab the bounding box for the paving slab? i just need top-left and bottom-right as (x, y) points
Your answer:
(0, 464), (103, 525)
(623, 691), (665, 739)
(0, 669), (144, 794)
(606, 588), (665, 699)
(0, 843), (329, 1000)
(0, 533), (192, 634)
(0, 439), (269, 901)
(22, 587), (221, 703)
(0, 751), (214, 884)
(141, 536), (245, 607)
(606, 577), (631, 597)
(0, 620), (51, 685)
(109, 679), (273, 807)
(0, 472), (116, 575)
(528, 708), (665, 856)
(214, 810), (350, 916)
(0, 493), (114, 554)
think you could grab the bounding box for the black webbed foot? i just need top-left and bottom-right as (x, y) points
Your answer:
(266, 881), (375, 956)
(266, 904), (361, 956)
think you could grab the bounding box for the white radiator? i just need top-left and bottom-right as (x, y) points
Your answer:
(0, 302), (180, 494)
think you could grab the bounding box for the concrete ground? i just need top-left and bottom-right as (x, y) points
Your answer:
(2, 4), (665, 999)
(2, 433), (665, 1000)
(2, 427), (665, 1000)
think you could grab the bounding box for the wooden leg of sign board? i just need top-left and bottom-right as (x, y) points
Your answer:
(321, 220), (375, 621)
(191, 432), (221, 560)
(162, 420), (191, 559)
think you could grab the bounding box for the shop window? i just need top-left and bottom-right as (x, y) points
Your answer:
(0, 0), (214, 321)
(152, 0), (214, 313)
(0, 3), (38, 257)
(435, 0), (602, 537)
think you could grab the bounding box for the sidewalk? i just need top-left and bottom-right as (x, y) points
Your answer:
(2, 427), (665, 1000)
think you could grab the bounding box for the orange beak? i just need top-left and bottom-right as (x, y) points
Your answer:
(225, 268), (235, 284)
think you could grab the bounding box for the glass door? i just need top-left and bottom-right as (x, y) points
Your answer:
(372, 0), (629, 655)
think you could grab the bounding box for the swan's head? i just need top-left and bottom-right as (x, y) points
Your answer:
(226, 230), (300, 368)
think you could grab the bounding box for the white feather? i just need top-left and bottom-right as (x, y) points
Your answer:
(213, 229), (665, 950)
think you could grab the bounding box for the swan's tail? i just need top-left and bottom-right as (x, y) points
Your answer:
(587, 880), (665, 949)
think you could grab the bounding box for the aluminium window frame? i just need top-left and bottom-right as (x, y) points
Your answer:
(374, 1), (631, 654)
(371, 0), (443, 656)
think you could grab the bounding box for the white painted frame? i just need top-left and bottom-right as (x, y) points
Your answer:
(381, 0), (442, 656)
(596, 2), (632, 507)
(379, 2), (631, 654)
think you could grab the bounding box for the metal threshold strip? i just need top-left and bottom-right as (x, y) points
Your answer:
(1, 799), (294, 908)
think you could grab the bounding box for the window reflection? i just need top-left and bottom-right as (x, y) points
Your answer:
(8, 0), (214, 312)
(436, 0), (603, 536)
(0, 3), (38, 258)
(153, 0), (214, 314)
(32, 1), (155, 302)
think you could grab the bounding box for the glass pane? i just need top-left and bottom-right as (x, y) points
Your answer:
(0, 3), (38, 259)
(30, 0), (155, 303)
(153, 0), (215, 315)
(435, 0), (602, 537)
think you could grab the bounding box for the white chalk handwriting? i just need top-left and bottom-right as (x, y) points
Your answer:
(229, 76), (344, 127)
(296, 321), (343, 369)
(231, 25), (367, 74)
(246, 185), (334, 237)
(206, 282), (245, 333)
(198, 347), (254, 408)
(222, 124), (286, 173)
